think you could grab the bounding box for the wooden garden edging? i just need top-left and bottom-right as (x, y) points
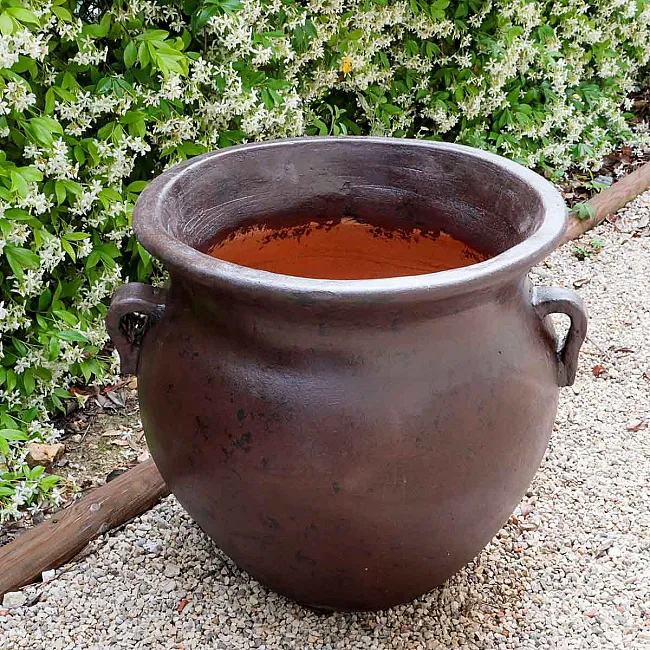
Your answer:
(563, 160), (650, 242)
(0, 459), (168, 598)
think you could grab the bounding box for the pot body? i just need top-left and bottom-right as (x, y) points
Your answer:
(138, 277), (555, 610)
(107, 137), (587, 611)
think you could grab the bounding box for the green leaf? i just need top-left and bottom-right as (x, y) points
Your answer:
(38, 288), (52, 311)
(48, 337), (60, 361)
(575, 202), (596, 221)
(51, 393), (64, 413)
(52, 387), (71, 398)
(192, 6), (219, 31)
(137, 41), (150, 67)
(313, 118), (328, 135)
(55, 180), (67, 205)
(128, 118), (146, 138)
(6, 369), (17, 392)
(124, 40), (137, 68)
(5, 245), (39, 279)
(5, 245), (40, 268)
(11, 337), (27, 356)
(63, 232), (90, 241)
(33, 366), (52, 381)
(0, 436), (8, 457)
(119, 111), (145, 125)
(217, 0), (243, 12)
(79, 359), (92, 382)
(55, 330), (88, 343)
(73, 145), (85, 165)
(51, 5), (72, 21)
(82, 20), (109, 38)
(23, 369), (35, 395)
(61, 238), (75, 261)
(0, 429), (28, 441)
(96, 77), (112, 94)
(99, 187), (121, 203)
(0, 12), (14, 35)
(136, 29), (170, 41)
(39, 475), (62, 491)
(53, 310), (78, 326)
(98, 251), (116, 267)
(18, 167), (42, 183)
(60, 180), (81, 197)
(6, 7), (40, 25)
(28, 117), (62, 146)
(28, 465), (45, 479)
(98, 242), (120, 258)
(44, 87), (56, 114)
(10, 170), (28, 198)
(85, 250), (100, 270)
(126, 181), (148, 192)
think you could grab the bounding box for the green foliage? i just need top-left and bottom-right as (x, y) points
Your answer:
(574, 202), (597, 221)
(1, 0), (649, 518)
(573, 238), (605, 259)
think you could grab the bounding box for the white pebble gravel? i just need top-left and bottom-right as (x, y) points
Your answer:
(2, 195), (650, 649)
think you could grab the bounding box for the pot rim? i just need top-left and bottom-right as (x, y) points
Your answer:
(133, 136), (567, 304)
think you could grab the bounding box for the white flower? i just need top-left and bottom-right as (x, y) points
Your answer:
(18, 185), (54, 215)
(71, 38), (108, 66)
(70, 180), (103, 215)
(13, 268), (44, 298)
(3, 81), (36, 111)
(160, 73), (185, 100)
(50, 487), (64, 507)
(13, 481), (36, 506)
(0, 503), (21, 524)
(13, 356), (31, 374)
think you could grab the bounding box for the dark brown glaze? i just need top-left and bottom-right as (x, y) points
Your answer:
(107, 137), (587, 611)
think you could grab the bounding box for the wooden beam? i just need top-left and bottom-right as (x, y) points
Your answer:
(563, 160), (650, 243)
(0, 458), (168, 597)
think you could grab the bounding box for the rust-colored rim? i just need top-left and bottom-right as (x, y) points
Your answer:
(133, 137), (567, 304)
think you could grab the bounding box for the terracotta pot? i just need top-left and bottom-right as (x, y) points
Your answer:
(107, 137), (587, 611)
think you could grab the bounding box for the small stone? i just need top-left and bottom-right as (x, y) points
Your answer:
(41, 569), (56, 582)
(162, 579), (176, 593)
(2, 591), (27, 608)
(164, 563), (180, 578)
(70, 434), (82, 443)
(520, 503), (535, 517)
(25, 442), (65, 468)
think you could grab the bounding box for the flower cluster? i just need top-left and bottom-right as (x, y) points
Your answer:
(1, 0), (649, 519)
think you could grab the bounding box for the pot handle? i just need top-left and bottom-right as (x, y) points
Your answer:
(532, 286), (588, 387)
(106, 283), (167, 375)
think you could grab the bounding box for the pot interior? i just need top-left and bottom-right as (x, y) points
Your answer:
(203, 219), (489, 280)
(159, 139), (546, 280)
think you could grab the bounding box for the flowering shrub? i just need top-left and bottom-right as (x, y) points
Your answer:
(1, 0), (649, 520)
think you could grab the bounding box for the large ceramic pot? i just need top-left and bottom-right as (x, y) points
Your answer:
(107, 137), (587, 611)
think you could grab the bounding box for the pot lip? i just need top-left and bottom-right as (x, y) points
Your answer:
(133, 136), (567, 304)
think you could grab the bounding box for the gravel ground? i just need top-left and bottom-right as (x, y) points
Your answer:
(2, 195), (650, 650)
